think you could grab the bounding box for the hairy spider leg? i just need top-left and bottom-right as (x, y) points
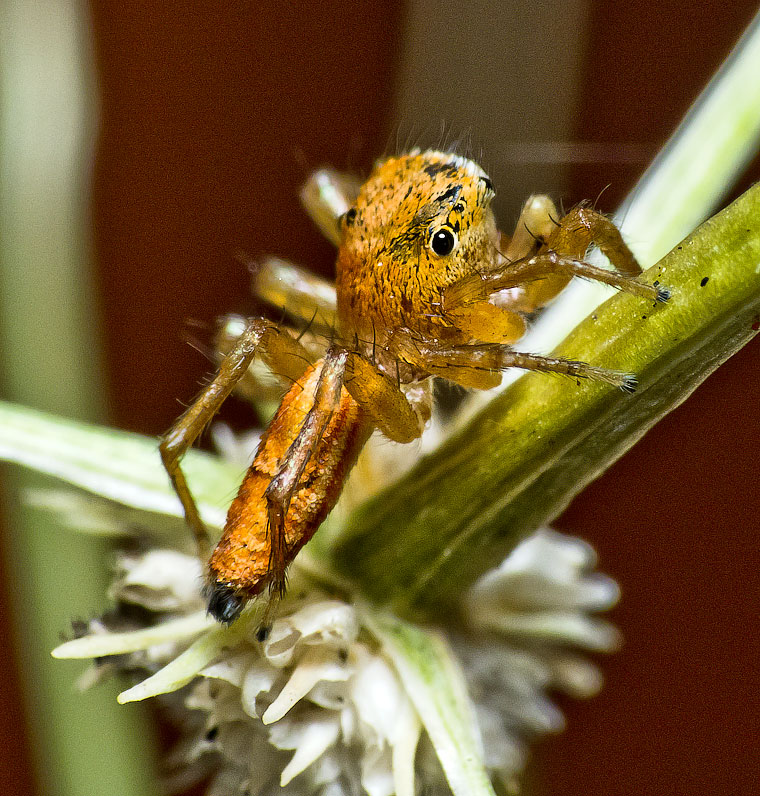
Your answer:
(392, 195), (670, 392)
(206, 351), (373, 623)
(214, 313), (326, 408)
(251, 256), (337, 333)
(159, 318), (312, 559)
(444, 201), (669, 312)
(299, 166), (362, 246)
(434, 195), (563, 345)
(390, 327), (638, 392)
(499, 194), (574, 312)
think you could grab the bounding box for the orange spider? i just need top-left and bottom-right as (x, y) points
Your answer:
(159, 149), (669, 624)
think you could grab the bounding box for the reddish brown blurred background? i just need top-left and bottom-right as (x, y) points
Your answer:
(2, 1), (759, 794)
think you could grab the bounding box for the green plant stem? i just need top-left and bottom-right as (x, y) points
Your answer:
(332, 183), (760, 617)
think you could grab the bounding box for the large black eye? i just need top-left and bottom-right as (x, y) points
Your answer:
(430, 228), (457, 256)
(344, 208), (357, 226)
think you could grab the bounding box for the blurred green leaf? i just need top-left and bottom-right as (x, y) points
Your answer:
(0, 402), (241, 529)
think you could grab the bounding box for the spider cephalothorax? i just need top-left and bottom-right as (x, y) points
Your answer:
(336, 150), (500, 353)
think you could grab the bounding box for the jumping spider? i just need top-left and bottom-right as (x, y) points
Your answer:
(159, 149), (669, 624)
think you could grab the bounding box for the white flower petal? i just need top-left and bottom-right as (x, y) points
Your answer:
(467, 529), (619, 617)
(502, 692), (565, 735)
(240, 661), (280, 718)
(143, 640), (184, 665)
(187, 680), (250, 725)
(110, 549), (203, 610)
(262, 623), (299, 668)
(339, 705), (356, 744)
(76, 661), (115, 690)
(391, 703), (421, 796)
(474, 705), (525, 774)
(545, 653), (605, 698)
(289, 601), (359, 646)
(518, 529), (596, 571)
(263, 601), (358, 667)
(202, 652), (255, 688)
(476, 611), (620, 651)
(350, 646), (407, 746)
(469, 570), (619, 614)
(456, 639), (552, 693)
(263, 646), (351, 724)
(360, 745), (395, 796)
(307, 679), (350, 711)
(52, 610), (214, 659)
(306, 748), (343, 785)
(118, 625), (235, 703)
(318, 779), (351, 796)
(269, 714), (341, 786)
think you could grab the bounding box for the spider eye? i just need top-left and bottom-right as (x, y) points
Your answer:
(430, 227), (457, 257)
(344, 208), (357, 226)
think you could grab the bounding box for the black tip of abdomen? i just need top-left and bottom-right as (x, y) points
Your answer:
(205, 581), (247, 624)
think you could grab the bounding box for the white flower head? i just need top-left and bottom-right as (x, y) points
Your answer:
(54, 523), (619, 796)
(39, 414), (622, 795)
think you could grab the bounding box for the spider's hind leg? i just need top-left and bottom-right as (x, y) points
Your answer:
(262, 348), (349, 597)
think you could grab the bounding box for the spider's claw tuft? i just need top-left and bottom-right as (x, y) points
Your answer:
(655, 286), (672, 303)
(205, 581), (247, 625)
(620, 374), (638, 394)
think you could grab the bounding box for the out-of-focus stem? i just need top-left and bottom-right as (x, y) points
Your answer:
(0, 2), (158, 794)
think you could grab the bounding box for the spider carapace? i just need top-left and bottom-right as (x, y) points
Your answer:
(160, 149), (669, 624)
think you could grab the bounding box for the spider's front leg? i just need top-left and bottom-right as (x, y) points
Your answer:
(444, 199), (670, 313)
(159, 318), (311, 560)
(392, 328), (638, 392)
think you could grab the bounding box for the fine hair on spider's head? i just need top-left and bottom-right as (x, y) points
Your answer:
(387, 122), (482, 166)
